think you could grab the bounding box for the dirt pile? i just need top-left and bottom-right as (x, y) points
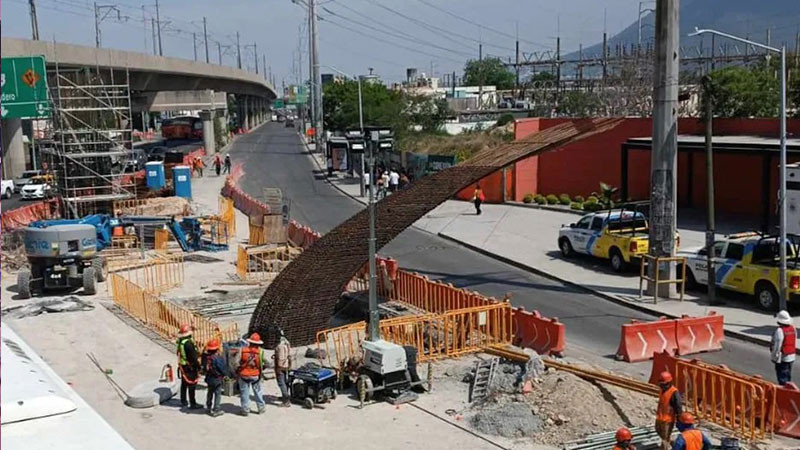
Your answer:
(467, 360), (655, 446)
(120, 197), (192, 217)
(1, 230), (28, 272)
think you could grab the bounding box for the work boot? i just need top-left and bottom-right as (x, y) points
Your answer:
(257, 406), (266, 414)
(209, 410), (224, 417)
(189, 403), (204, 410)
(240, 409), (249, 417)
(280, 398), (291, 408)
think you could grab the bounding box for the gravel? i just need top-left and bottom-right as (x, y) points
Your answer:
(470, 402), (543, 438)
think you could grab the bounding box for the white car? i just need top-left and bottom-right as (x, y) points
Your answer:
(1, 179), (14, 198)
(20, 178), (52, 200)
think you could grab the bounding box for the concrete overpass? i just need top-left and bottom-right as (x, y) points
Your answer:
(1, 38), (277, 178)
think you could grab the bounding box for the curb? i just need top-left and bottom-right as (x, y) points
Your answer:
(436, 231), (775, 351)
(505, 201), (585, 216)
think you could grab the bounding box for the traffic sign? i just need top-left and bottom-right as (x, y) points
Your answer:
(273, 99), (285, 109)
(1, 56), (51, 119)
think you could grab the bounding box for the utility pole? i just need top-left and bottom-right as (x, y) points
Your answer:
(193, 32), (198, 61)
(236, 31), (242, 69)
(254, 42), (258, 74)
(94, 3), (122, 48)
(155, 0), (163, 56)
(203, 17), (209, 63)
(310, 0), (323, 145)
(95, 2), (101, 48)
(648, 0), (680, 297)
(151, 18), (157, 55)
(307, 8), (315, 134)
(29, 0), (40, 40)
(142, 5), (148, 52)
(702, 75), (718, 305)
(217, 41), (223, 65)
(602, 32), (608, 82)
(515, 21), (520, 98)
(263, 55), (267, 80)
(478, 42), (483, 109)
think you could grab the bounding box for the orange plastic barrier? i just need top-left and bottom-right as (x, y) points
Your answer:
(1, 199), (60, 231)
(776, 383), (800, 438)
(648, 350), (679, 385)
(675, 312), (724, 356)
(513, 307), (566, 356)
(616, 317), (677, 363)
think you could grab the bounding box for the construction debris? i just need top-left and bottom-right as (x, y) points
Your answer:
(1, 229), (28, 272)
(117, 197), (193, 217)
(3, 296), (95, 318)
(470, 402), (542, 438)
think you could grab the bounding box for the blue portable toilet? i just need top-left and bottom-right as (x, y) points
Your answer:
(173, 165), (192, 199)
(145, 161), (166, 189)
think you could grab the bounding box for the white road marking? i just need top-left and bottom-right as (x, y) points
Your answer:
(638, 332), (648, 358)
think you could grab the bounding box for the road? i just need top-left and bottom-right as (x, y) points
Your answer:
(1, 138), (202, 213)
(230, 122), (781, 382)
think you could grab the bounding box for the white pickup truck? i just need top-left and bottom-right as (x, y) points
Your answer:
(1, 179), (14, 198)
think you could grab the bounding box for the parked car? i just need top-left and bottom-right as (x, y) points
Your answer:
(285, 119), (295, 128)
(2, 179), (14, 198)
(20, 175), (54, 200)
(679, 232), (800, 311)
(147, 146), (167, 162)
(559, 209), (652, 272)
(14, 170), (43, 193)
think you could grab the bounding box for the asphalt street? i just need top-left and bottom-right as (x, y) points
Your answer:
(230, 122), (783, 382)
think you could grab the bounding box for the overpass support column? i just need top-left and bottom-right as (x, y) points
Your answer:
(1, 119), (26, 179)
(244, 96), (252, 131)
(200, 110), (216, 155)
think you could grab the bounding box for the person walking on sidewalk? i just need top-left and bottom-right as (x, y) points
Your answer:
(202, 338), (227, 417)
(213, 154), (222, 176)
(224, 154), (232, 174)
(672, 412), (711, 450)
(176, 324), (203, 410)
(472, 184), (485, 215)
(237, 333), (267, 416)
(272, 330), (292, 407)
(772, 310), (796, 385)
(194, 156), (205, 177)
(655, 371), (683, 450)
(389, 168), (400, 193)
(614, 427), (636, 450)
(327, 156), (334, 178)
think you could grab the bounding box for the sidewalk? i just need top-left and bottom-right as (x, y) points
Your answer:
(304, 139), (787, 348)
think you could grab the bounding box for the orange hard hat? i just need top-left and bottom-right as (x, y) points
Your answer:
(178, 324), (192, 337)
(206, 339), (220, 351)
(247, 332), (264, 345)
(659, 371), (673, 383)
(679, 412), (695, 425)
(615, 427), (632, 442)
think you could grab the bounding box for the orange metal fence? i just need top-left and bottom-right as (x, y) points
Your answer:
(109, 273), (239, 349)
(675, 360), (775, 440)
(235, 245), (300, 281)
(218, 196), (236, 238)
(316, 303), (514, 371)
(393, 270), (497, 312)
(109, 251), (184, 293)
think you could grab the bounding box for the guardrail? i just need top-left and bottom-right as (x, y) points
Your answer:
(109, 273), (239, 349)
(315, 302), (514, 371)
(639, 255), (687, 303)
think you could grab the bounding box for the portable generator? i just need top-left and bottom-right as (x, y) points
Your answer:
(356, 339), (423, 407)
(17, 224), (103, 299)
(288, 363), (337, 409)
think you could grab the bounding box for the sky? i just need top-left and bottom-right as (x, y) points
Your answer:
(1, 0), (647, 89)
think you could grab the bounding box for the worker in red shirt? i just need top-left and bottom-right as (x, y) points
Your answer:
(614, 427), (636, 450)
(655, 371), (683, 450)
(672, 412), (711, 450)
(771, 310), (796, 385)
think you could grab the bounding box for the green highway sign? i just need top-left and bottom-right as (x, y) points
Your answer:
(287, 85), (307, 105)
(1, 56), (51, 119)
(273, 99), (285, 108)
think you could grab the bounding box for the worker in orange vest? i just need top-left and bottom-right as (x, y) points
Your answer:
(655, 371), (683, 450)
(672, 412), (711, 450)
(473, 184), (485, 215)
(238, 332), (267, 416)
(771, 310), (796, 385)
(176, 324), (203, 410)
(614, 427), (636, 450)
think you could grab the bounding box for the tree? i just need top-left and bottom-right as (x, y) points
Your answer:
(707, 66), (779, 118)
(463, 57), (515, 90)
(556, 91), (603, 117)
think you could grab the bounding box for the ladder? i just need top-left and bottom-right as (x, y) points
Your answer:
(469, 358), (498, 402)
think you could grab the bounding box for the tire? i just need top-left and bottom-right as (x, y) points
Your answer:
(559, 238), (574, 258)
(83, 267), (97, 295)
(93, 257), (107, 282)
(17, 269), (32, 299)
(4, 188), (11, 199)
(680, 265), (699, 291)
(755, 282), (779, 312)
(330, 388), (337, 400)
(303, 397), (314, 409)
(356, 374), (373, 402)
(610, 248), (626, 273)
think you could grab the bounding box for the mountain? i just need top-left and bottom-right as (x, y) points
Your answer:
(566, 0), (800, 60)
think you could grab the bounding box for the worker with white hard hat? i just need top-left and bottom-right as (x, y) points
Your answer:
(771, 310), (796, 385)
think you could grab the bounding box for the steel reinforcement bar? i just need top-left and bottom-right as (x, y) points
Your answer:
(250, 119), (622, 345)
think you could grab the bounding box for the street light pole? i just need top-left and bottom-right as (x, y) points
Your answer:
(690, 27), (788, 310)
(358, 76), (366, 198)
(367, 129), (378, 342)
(203, 17), (209, 63)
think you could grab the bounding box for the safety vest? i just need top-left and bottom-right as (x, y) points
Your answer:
(656, 385), (678, 423)
(176, 337), (193, 367)
(238, 346), (262, 378)
(781, 325), (796, 356)
(681, 429), (703, 450)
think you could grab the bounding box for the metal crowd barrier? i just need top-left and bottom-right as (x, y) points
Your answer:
(638, 255), (687, 303)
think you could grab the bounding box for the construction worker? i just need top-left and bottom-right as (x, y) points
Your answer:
(672, 412), (711, 450)
(272, 330), (292, 407)
(614, 427), (636, 450)
(238, 332), (267, 416)
(194, 156), (204, 177)
(223, 154), (232, 174)
(655, 371), (683, 450)
(176, 324), (203, 410)
(771, 310), (796, 385)
(213, 154), (222, 176)
(202, 338), (227, 417)
(472, 184), (485, 215)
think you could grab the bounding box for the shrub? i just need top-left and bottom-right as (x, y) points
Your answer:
(496, 113), (515, 127)
(523, 193), (535, 204)
(583, 198), (603, 212)
(570, 201), (583, 210)
(574, 195), (585, 203)
(546, 194), (559, 205)
(558, 193), (571, 205)
(586, 195), (599, 203)
(534, 194), (546, 205)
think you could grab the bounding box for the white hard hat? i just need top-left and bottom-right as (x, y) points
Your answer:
(777, 310), (793, 326)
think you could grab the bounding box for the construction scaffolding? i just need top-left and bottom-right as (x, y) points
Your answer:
(43, 65), (136, 218)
